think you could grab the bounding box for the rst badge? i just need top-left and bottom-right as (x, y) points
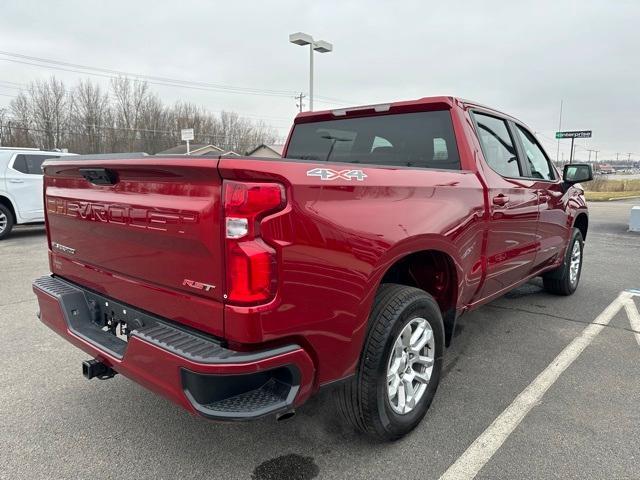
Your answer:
(306, 168), (367, 181)
(182, 279), (216, 292)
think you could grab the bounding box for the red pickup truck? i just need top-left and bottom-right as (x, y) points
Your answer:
(33, 97), (592, 440)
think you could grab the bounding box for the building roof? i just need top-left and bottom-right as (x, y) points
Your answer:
(200, 150), (240, 157)
(247, 144), (285, 156)
(157, 144), (224, 155)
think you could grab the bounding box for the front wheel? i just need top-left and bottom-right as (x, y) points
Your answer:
(335, 284), (444, 440)
(543, 228), (584, 295)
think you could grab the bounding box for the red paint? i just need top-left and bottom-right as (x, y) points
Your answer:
(37, 96), (587, 413)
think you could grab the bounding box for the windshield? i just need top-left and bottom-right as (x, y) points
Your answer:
(285, 110), (460, 170)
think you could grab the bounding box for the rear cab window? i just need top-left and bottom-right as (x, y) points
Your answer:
(285, 110), (461, 170)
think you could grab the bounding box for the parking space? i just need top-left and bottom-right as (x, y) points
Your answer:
(1, 201), (639, 480)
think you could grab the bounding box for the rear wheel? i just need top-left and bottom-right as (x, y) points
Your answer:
(543, 228), (584, 295)
(0, 204), (14, 240)
(335, 284), (444, 440)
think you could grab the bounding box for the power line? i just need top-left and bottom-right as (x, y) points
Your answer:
(0, 51), (297, 96)
(1, 57), (300, 99)
(0, 50), (359, 106)
(534, 130), (636, 160)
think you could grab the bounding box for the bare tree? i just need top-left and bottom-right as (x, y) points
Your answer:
(9, 91), (34, 147)
(27, 77), (69, 150)
(70, 80), (110, 153)
(0, 108), (7, 146)
(4, 76), (282, 154)
(111, 77), (150, 152)
(139, 94), (172, 154)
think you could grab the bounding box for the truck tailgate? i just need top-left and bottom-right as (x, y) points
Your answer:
(43, 157), (225, 337)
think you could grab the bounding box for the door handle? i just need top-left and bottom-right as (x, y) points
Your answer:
(492, 194), (510, 206)
(536, 189), (551, 203)
(8, 179), (24, 184)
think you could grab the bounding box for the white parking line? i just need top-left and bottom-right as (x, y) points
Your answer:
(439, 292), (632, 480)
(624, 298), (640, 347)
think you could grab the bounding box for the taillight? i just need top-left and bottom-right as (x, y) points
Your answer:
(223, 181), (285, 304)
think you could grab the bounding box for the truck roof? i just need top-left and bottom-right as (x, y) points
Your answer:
(294, 95), (524, 126)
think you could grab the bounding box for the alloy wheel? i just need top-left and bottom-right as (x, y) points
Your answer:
(569, 241), (582, 286)
(386, 317), (435, 415)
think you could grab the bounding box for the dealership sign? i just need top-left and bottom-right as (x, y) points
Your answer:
(555, 130), (592, 139)
(181, 128), (194, 141)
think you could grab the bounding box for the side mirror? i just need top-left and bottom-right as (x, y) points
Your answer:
(563, 163), (593, 184)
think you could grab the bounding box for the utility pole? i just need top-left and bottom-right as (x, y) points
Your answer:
(628, 153), (633, 162)
(594, 150), (599, 164)
(309, 43), (314, 110)
(556, 99), (563, 163)
(295, 93), (306, 113)
(569, 137), (575, 164)
(616, 152), (620, 162)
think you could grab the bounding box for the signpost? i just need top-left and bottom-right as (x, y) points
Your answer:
(555, 130), (592, 163)
(181, 128), (194, 155)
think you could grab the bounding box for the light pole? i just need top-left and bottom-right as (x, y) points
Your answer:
(289, 32), (333, 111)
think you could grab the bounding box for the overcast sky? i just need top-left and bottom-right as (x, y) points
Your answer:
(1, 0), (639, 161)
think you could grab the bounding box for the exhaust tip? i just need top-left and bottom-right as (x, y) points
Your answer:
(276, 410), (296, 421)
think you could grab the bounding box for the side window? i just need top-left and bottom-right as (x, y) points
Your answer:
(515, 126), (555, 180)
(473, 113), (520, 178)
(12, 154), (58, 175)
(25, 155), (57, 174)
(12, 155), (29, 174)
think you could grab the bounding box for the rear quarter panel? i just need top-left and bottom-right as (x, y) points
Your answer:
(220, 153), (485, 385)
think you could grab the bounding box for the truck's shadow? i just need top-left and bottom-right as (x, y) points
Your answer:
(46, 279), (552, 478)
(5, 225), (46, 239)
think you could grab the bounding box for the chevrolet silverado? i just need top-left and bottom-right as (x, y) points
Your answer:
(33, 96), (593, 440)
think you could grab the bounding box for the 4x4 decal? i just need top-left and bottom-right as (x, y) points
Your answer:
(306, 168), (368, 181)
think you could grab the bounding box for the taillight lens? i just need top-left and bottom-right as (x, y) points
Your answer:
(223, 181), (285, 305)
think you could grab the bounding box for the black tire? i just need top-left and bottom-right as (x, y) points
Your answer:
(335, 283), (444, 440)
(0, 204), (14, 240)
(543, 228), (584, 296)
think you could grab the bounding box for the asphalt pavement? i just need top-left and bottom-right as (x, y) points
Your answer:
(1, 199), (639, 480)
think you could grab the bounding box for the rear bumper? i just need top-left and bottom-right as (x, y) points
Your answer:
(33, 276), (315, 420)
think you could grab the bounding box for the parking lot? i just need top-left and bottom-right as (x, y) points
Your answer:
(1, 199), (639, 480)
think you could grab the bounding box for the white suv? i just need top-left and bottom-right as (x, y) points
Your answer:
(0, 147), (75, 239)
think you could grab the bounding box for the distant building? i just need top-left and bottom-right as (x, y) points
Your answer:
(247, 144), (284, 158)
(158, 144), (227, 156)
(596, 163), (616, 174)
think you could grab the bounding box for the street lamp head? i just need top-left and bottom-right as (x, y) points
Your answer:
(289, 32), (313, 46)
(313, 40), (333, 53)
(289, 31), (333, 112)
